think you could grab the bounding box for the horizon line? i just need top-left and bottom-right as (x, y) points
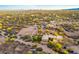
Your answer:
(0, 5), (79, 10)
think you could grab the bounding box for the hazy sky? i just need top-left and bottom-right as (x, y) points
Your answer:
(0, 5), (79, 10)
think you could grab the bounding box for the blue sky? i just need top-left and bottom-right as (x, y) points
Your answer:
(0, 5), (79, 10)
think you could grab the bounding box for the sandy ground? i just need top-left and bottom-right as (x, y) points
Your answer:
(15, 39), (57, 54)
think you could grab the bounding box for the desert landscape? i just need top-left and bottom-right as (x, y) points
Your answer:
(0, 10), (79, 54)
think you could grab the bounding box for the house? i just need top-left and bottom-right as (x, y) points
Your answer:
(17, 26), (38, 36)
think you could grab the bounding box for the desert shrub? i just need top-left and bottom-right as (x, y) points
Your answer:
(32, 35), (42, 42)
(20, 35), (32, 41)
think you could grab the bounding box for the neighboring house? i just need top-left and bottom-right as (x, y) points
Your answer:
(42, 34), (63, 42)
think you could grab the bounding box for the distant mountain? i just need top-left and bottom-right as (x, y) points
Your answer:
(65, 8), (79, 10)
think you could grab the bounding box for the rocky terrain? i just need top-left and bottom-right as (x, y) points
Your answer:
(0, 10), (79, 54)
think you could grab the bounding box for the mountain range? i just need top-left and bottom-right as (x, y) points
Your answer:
(65, 8), (79, 10)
